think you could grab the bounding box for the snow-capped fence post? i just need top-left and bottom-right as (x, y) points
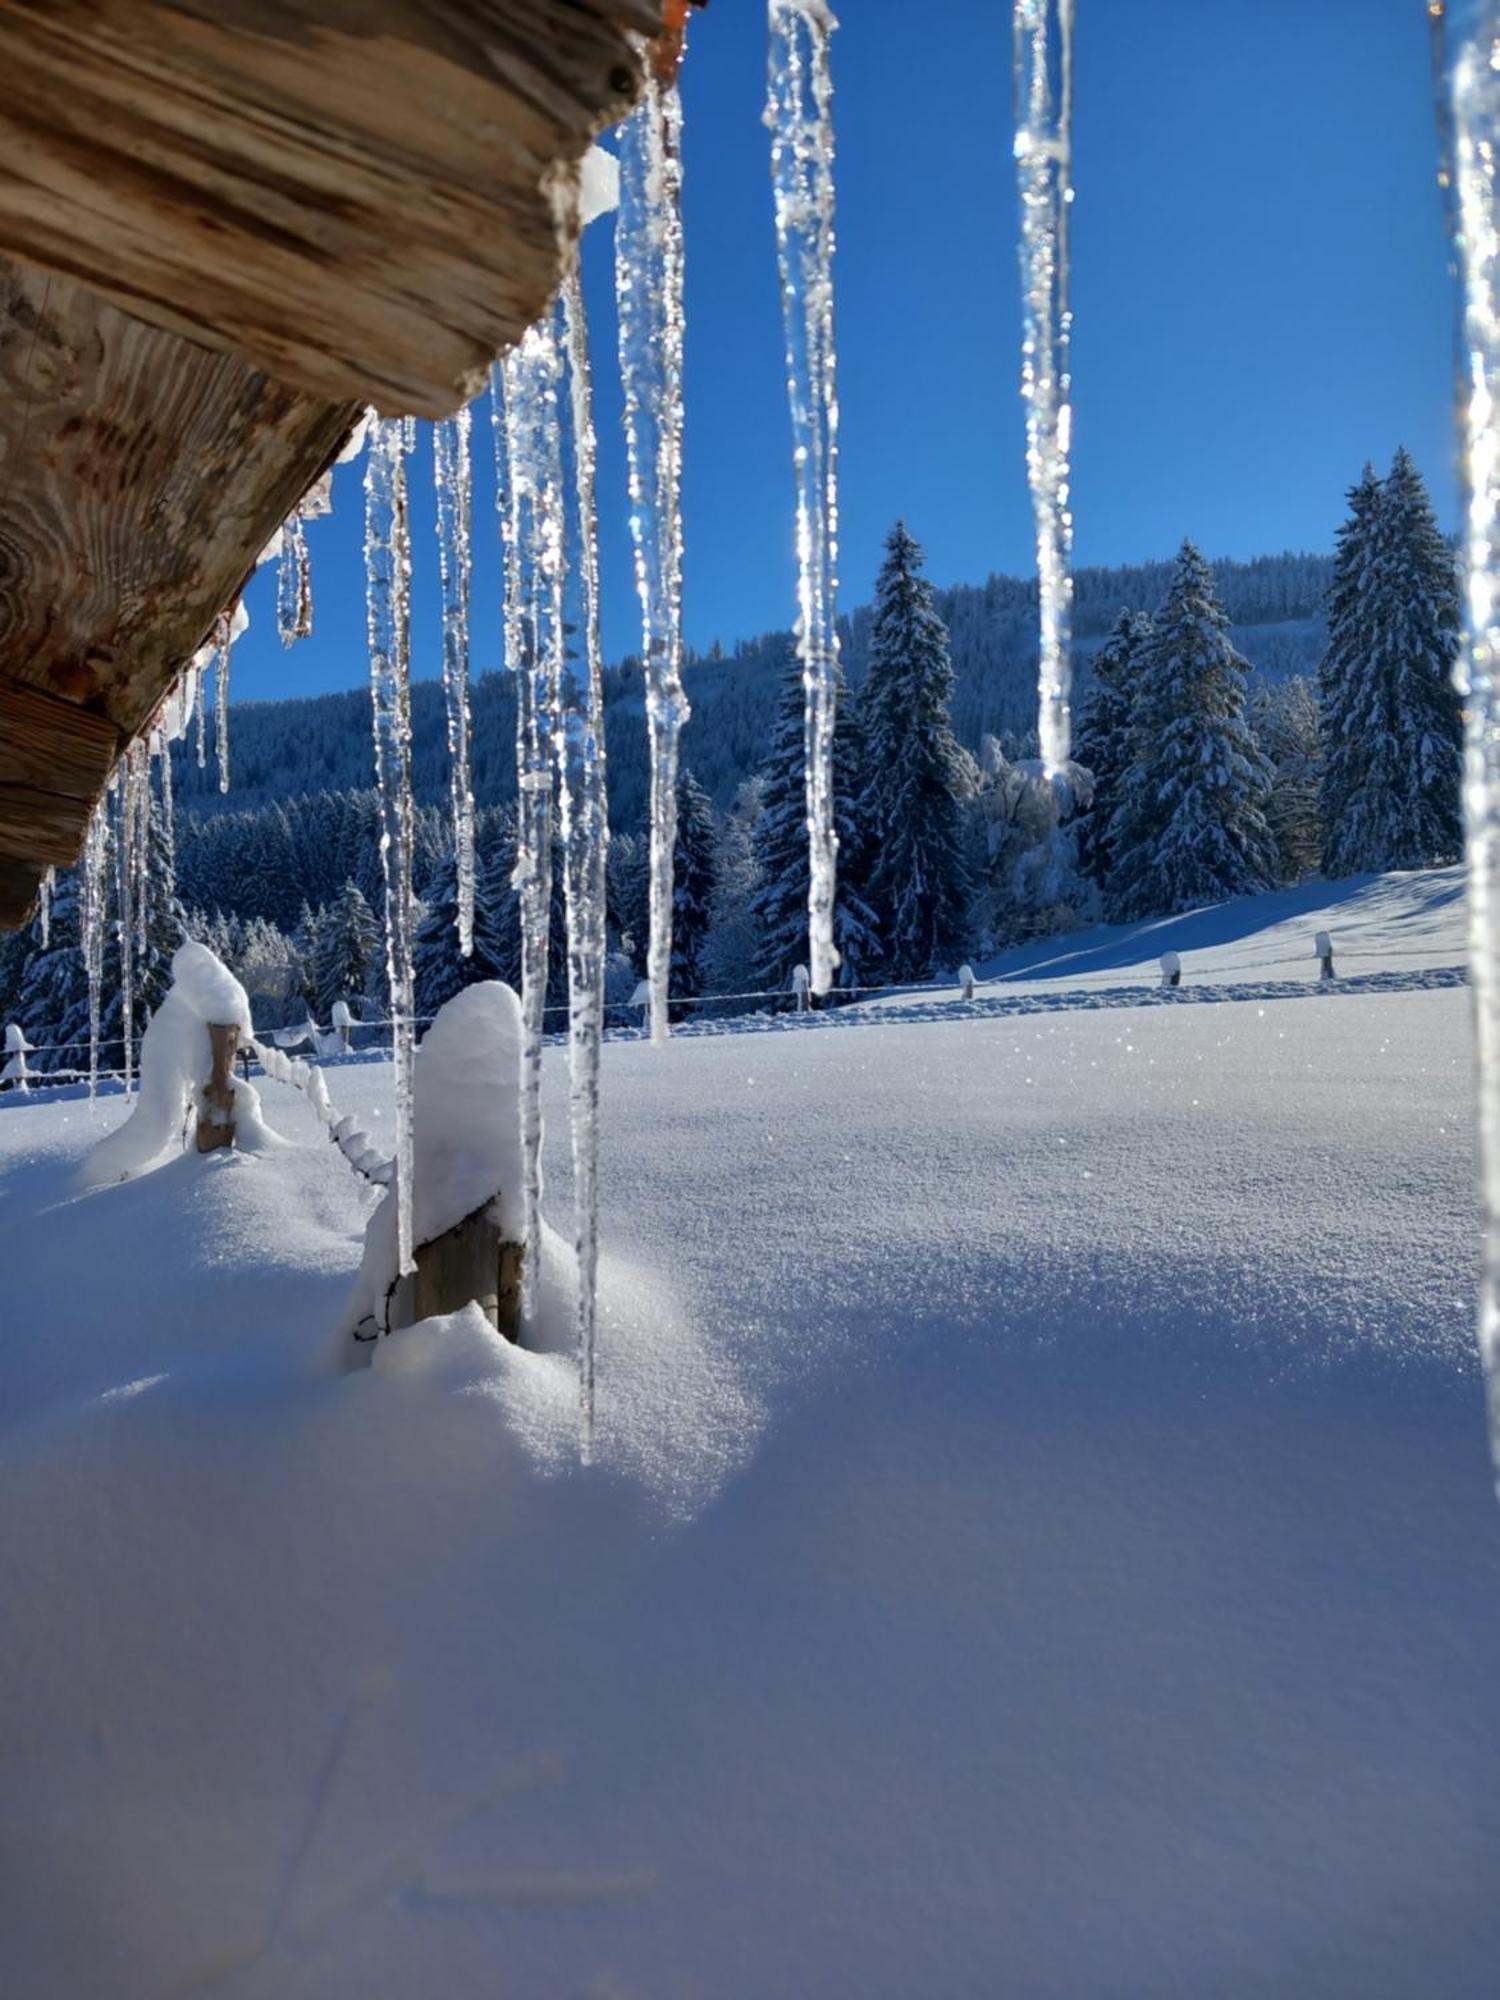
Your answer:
(342, 984), (529, 1353)
(958, 963), (977, 1002)
(195, 1022), (241, 1153)
(332, 998), (354, 1054)
(631, 979), (652, 1036)
(2, 1023), (31, 1093)
(1160, 951), (1181, 990)
(792, 963), (811, 1012)
(1315, 930), (1336, 982)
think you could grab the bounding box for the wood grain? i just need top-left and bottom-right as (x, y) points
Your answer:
(0, 0), (660, 415)
(0, 255), (360, 918)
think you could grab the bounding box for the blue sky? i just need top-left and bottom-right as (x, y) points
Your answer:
(236, 0), (1456, 704)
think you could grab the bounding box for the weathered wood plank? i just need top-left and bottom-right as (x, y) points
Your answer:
(0, 785), (94, 868)
(0, 0), (659, 415)
(0, 682), (119, 799)
(0, 855), (43, 931)
(0, 255), (361, 915)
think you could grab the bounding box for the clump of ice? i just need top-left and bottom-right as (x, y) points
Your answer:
(79, 942), (280, 1186)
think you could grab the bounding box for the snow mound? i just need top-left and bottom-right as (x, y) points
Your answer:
(79, 942), (281, 1186)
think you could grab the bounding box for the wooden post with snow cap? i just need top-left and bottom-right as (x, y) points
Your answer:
(332, 999), (354, 1054)
(792, 964), (812, 1013)
(1315, 931), (1336, 982)
(2, 1022), (31, 1092)
(195, 1023), (240, 1153)
(1160, 951), (1182, 990)
(631, 979), (652, 1036)
(349, 983), (528, 1352)
(958, 964), (977, 1002)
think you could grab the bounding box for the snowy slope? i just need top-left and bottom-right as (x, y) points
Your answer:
(0, 970), (1496, 1997)
(859, 863), (1466, 1007)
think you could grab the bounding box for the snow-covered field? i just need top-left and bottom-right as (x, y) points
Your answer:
(1, 869), (1497, 1997)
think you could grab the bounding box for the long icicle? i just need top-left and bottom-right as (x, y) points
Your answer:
(154, 726), (175, 895)
(365, 416), (418, 1280)
(434, 406), (477, 956)
(38, 867), (52, 950)
(130, 737), (150, 956)
(1014, 0), (1075, 774)
(278, 508), (314, 645)
(214, 610), (233, 793)
(617, 57), (689, 1042)
(1450, 2), (1500, 1485)
(561, 267), (610, 1456)
(114, 770), (135, 1098)
(768, 0), (842, 996)
(80, 799), (108, 1099)
(497, 319), (566, 1330)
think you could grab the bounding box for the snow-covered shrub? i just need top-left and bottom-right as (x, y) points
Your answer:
(973, 740), (1097, 948)
(79, 942), (282, 1186)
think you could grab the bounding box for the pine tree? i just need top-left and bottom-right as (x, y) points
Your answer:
(1318, 463), (1382, 862)
(860, 522), (971, 978)
(748, 654), (881, 996)
(412, 844), (510, 1020)
(669, 769), (719, 1007)
(1074, 608), (1153, 890)
(701, 777), (765, 1003)
(1253, 675), (1324, 884)
(313, 880), (380, 1018)
(1108, 542), (1278, 920)
(1320, 450), (1462, 874)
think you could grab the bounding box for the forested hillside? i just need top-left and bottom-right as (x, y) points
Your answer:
(172, 547), (1333, 835)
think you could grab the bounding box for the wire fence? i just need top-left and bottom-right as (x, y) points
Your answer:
(2, 939), (1471, 1074)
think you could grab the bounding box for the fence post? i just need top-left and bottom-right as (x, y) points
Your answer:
(958, 963), (977, 1002)
(1160, 951), (1181, 990)
(332, 998), (354, 1053)
(195, 1022), (240, 1152)
(792, 964), (811, 1012)
(1315, 930), (1335, 981)
(2, 1023), (31, 1092)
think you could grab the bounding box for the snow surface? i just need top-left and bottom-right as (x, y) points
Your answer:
(1, 878), (1497, 1995)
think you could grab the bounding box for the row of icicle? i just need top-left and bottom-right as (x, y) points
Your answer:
(64, 2), (1077, 1463)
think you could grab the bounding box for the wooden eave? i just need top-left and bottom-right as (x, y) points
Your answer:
(0, 0), (665, 930)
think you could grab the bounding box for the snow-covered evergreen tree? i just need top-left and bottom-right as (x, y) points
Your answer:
(412, 844), (510, 1019)
(749, 655), (881, 995)
(1108, 542), (1277, 920)
(974, 744), (1096, 946)
(1253, 675), (1324, 884)
(669, 770), (719, 1008)
(1319, 450), (1462, 874)
(312, 880), (380, 1018)
(860, 522), (971, 978)
(1074, 609), (1153, 890)
(701, 777), (766, 1003)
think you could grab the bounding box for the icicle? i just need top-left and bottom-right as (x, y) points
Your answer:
(364, 416), (418, 1278)
(617, 61), (689, 1042)
(1449, 3), (1500, 1487)
(194, 661), (207, 771)
(79, 799), (108, 1098)
(154, 727), (175, 893)
(434, 406), (476, 957)
(768, 0), (842, 997)
(1013, 0), (1075, 775)
(496, 316), (567, 1329)
(278, 508), (313, 645)
(37, 867), (52, 949)
(560, 267), (610, 1456)
(214, 611), (232, 793)
(113, 771), (135, 1098)
(128, 737), (150, 956)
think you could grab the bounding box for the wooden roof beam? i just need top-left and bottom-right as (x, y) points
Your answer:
(0, 0), (662, 418)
